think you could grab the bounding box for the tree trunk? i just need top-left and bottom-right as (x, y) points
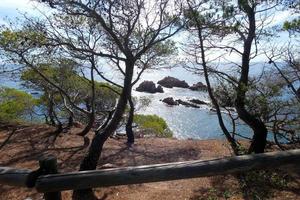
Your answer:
(235, 6), (268, 154)
(195, 24), (239, 155)
(96, 111), (114, 133)
(126, 94), (135, 144)
(54, 122), (63, 134)
(72, 61), (134, 200)
(48, 97), (56, 126)
(235, 104), (268, 153)
(78, 113), (95, 136)
(51, 104), (63, 143)
(44, 115), (50, 125)
(67, 115), (74, 128)
(85, 99), (91, 112)
(72, 94), (128, 200)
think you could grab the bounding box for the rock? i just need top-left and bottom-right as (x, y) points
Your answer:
(30, 92), (39, 95)
(189, 99), (208, 105)
(157, 76), (189, 88)
(136, 81), (157, 93)
(162, 97), (202, 108)
(156, 85), (164, 93)
(189, 82), (208, 91)
(176, 99), (200, 108)
(162, 97), (179, 106)
(136, 81), (164, 93)
(297, 87), (300, 98)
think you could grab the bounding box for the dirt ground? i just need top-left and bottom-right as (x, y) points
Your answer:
(0, 124), (299, 200)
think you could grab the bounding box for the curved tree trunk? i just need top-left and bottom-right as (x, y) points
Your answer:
(48, 96), (57, 126)
(78, 113), (95, 136)
(126, 94), (135, 144)
(235, 5), (267, 154)
(96, 110), (114, 133)
(51, 100), (63, 143)
(78, 61), (97, 137)
(72, 62), (134, 200)
(235, 104), (268, 153)
(63, 101), (75, 129)
(195, 22), (239, 155)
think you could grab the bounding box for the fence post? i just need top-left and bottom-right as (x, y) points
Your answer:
(39, 155), (61, 200)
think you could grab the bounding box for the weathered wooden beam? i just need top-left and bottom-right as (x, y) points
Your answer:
(0, 167), (32, 187)
(36, 149), (300, 192)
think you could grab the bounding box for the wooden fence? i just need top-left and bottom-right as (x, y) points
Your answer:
(1, 149), (300, 200)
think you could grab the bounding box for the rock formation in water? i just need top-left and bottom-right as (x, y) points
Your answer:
(162, 97), (204, 108)
(136, 81), (164, 93)
(162, 97), (179, 105)
(189, 82), (208, 91)
(156, 85), (164, 93)
(175, 99), (200, 108)
(188, 99), (208, 105)
(157, 76), (189, 88)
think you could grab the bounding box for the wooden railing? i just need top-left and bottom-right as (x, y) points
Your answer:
(1, 149), (300, 200)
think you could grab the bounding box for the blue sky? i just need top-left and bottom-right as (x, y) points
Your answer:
(0, 0), (41, 24)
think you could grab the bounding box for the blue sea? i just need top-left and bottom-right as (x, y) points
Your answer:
(131, 66), (252, 139)
(1, 63), (269, 140)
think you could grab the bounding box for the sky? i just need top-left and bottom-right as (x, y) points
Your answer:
(1, 1), (297, 28)
(0, 0), (298, 63)
(0, 0), (42, 24)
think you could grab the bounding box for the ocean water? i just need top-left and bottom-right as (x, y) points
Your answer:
(131, 67), (252, 139)
(0, 65), (254, 140)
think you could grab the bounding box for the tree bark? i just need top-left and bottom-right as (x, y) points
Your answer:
(235, 105), (268, 153)
(48, 95), (56, 126)
(51, 105), (63, 143)
(194, 21), (239, 155)
(96, 110), (114, 133)
(78, 113), (95, 137)
(126, 94), (135, 144)
(72, 61), (134, 200)
(67, 115), (74, 128)
(50, 94), (63, 136)
(234, 5), (267, 154)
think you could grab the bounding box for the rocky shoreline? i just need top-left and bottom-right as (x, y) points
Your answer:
(135, 76), (208, 94)
(161, 97), (209, 108)
(134, 76), (234, 111)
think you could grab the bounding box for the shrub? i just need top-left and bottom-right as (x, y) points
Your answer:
(134, 114), (173, 138)
(240, 170), (290, 200)
(0, 87), (37, 122)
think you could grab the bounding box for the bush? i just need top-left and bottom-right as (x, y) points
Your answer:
(0, 87), (37, 122)
(240, 170), (290, 200)
(134, 114), (173, 138)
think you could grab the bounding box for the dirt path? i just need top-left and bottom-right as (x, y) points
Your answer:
(0, 124), (299, 200)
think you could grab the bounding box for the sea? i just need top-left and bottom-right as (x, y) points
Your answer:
(1, 63), (270, 140)
(131, 66), (253, 140)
